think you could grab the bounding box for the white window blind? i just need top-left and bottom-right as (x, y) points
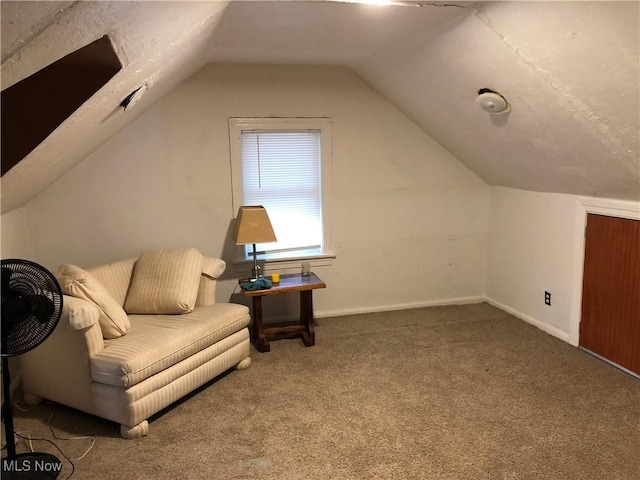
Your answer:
(241, 130), (323, 256)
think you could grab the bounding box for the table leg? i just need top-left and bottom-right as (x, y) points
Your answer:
(252, 296), (270, 353)
(300, 290), (315, 347)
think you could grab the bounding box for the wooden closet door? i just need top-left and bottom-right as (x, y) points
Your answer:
(580, 214), (640, 375)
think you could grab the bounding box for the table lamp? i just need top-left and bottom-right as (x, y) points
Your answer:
(231, 206), (277, 280)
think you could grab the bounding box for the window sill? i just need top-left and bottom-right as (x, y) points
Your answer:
(232, 250), (335, 274)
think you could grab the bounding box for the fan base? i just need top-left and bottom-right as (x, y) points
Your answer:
(1, 452), (62, 479)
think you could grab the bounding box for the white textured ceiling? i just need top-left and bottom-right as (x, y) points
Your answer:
(357, 1), (640, 200)
(206, 0), (466, 64)
(1, 0), (639, 214)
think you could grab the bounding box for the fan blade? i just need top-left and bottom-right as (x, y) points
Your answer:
(28, 294), (55, 323)
(2, 294), (31, 325)
(2, 294), (54, 325)
(1, 259), (63, 357)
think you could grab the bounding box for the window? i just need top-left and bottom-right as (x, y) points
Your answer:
(229, 118), (333, 264)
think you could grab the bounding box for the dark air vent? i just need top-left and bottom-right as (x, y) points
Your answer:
(1, 35), (122, 176)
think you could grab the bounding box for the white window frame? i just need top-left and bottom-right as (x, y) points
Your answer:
(229, 117), (334, 270)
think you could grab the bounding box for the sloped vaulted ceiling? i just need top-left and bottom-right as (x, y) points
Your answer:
(356, 1), (640, 201)
(1, 0), (639, 215)
(1, 0), (231, 214)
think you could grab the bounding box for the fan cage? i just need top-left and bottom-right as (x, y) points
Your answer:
(1, 259), (63, 357)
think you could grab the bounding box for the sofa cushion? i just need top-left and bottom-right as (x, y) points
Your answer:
(90, 303), (250, 387)
(57, 264), (131, 339)
(124, 248), (204, 315)
(87, 257), (137, 306)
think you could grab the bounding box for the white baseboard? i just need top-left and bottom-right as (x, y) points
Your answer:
(315, 295), (486, 319)
(314, 295), (571, 346)
(484, 296), (570, 343)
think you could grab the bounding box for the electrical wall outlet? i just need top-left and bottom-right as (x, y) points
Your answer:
(544, 291), (551, 306)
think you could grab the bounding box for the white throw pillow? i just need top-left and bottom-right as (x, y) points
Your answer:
(124, 248), (204, 314)
(57, 264), (131, 339)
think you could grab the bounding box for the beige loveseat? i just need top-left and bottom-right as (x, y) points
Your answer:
(20, 248), (251, 439)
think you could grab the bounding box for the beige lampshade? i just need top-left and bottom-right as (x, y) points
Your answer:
(231, 206), (277, 245)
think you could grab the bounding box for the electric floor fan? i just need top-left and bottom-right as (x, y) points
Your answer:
(2, 259), (63, 479)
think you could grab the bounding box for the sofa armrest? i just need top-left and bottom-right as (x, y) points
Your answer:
(58, 295), (105, 355)
(196, 257), (226, 307)
(60, 295), (101, 330)
(21, 295), (105, 413)
(202, 257), (226, 279)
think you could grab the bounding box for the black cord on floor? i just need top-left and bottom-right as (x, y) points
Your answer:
(12, 431), (75, 480)
(2, 401), (96, 480)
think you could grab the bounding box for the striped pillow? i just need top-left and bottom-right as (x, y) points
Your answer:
(87, 257), (137, 306)
(57, 264), (131, 338)
(123, 248), (204, 314)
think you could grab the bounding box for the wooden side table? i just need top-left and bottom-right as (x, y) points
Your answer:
(240, 272), (326, 352)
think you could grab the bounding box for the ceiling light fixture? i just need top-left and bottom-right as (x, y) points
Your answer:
(476, 88), (510, 114)
(120, 84), (148, 111)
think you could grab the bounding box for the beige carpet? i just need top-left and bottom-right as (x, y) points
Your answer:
(5, 303), (640, 479)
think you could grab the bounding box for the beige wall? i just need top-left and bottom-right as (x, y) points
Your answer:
(0, 207), (33, 260)
(486, 188), (578, 340)
(3, 64), (636, 341)
(19, 64), (489, 316)
(486, 186), (640, 343)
